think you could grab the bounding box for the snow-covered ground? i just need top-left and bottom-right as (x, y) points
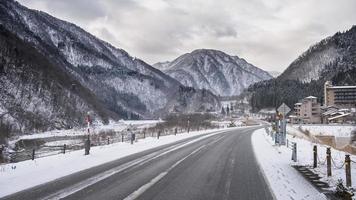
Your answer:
(252, 128), (327, 200)
(211, 119), (244, 127)
(10, 120), (161, 144)
(44, 139), (83, 146)
(253, 128), (356, 200)
(286, 133), (356, 190)
(293, 124), (356, 137)
(0, 127), (241, 197)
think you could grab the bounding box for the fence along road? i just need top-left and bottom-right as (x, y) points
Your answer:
(3, 126), (273, 200)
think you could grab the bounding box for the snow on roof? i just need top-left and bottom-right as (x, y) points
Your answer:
(328, 113), (351, 121)
(305, 96), (317, 99)
(294, 103), (302, 105)
(327, 105), (339, 109)
(329, 86), (356, 89)
(322, 110), (338, 116)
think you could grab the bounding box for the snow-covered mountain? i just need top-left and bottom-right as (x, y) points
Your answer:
(0, 0), (219, 135)
(154, 49), (272, 96)
(247, 25), (356, 111)
(268, 71), (281, 78)
(280, 26), (356, 82)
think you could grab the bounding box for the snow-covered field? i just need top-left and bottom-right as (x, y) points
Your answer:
(44, 139), (83, 146)
(252, 128), (327, 200)
(253, 128), (356, 200)
(0, 127), (240, 197)
(294, 124), (356, 137)
(10, 120), (161, 144)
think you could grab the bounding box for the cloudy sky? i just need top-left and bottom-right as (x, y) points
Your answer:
(18, 0), (356, 72)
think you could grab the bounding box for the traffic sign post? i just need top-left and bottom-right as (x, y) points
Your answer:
(277, 103), (291, 145)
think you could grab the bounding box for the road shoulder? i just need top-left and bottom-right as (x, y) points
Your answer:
(251, 128), (328, 200)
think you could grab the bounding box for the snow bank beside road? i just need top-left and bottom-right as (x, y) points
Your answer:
(252, 129), (327, 200)
(0, 127), (242, 197)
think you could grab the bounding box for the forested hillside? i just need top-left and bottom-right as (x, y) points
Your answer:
(247, 26), (356, 111)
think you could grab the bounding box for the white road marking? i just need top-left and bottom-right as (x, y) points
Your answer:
(223, 157), (235, 200)
(123, 145), (206, 200)
(41, 130), (227, 200)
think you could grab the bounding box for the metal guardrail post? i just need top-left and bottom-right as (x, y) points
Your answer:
(326, 147), (332, 177)
(292, 142), (297, 162)
(63, 144), (66, 154)
(345, 155), (351, 187)
(313, 145), (317, 168)
(32, 149), (35, 160)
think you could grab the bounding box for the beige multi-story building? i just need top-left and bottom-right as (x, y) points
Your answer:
(324, 81), (356, 108)
(293, 96), (321, 124)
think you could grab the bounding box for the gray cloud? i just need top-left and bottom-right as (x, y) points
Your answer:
(18, 0), (356, 72)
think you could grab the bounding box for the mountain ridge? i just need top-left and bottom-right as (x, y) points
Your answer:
(0, 0), (220, 135)
(154, 49), (272, 97)
(247, 25), (356, 111)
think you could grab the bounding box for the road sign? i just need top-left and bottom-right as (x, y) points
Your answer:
(277, 103), (291, 116)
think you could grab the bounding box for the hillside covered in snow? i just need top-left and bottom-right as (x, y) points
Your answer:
(280, 26), (356, 83)
(247, 26), (356, 111)
(0, 0), (220, 137)
(154, 49), (272, 97)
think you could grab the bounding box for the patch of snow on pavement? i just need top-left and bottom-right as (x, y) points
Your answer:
(252, 128), (328, 200)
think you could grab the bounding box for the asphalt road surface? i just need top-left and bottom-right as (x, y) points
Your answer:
(3, 126), (274, 200)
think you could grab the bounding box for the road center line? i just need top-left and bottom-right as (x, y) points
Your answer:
(41, 130), (227, 200)
(123, 145), (206, 200)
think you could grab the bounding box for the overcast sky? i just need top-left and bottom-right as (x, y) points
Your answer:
(18, 0), (356, 72)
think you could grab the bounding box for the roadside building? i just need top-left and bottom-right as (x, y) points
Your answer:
(324, 81), (356, 108)
(321, 106), (356, 124)
(328, 113), (352, 124)
(320, 106), (339, 123)
(292, 96), (321, 124)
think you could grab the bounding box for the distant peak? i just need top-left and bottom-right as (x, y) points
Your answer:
(190, 49), (227, 55)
